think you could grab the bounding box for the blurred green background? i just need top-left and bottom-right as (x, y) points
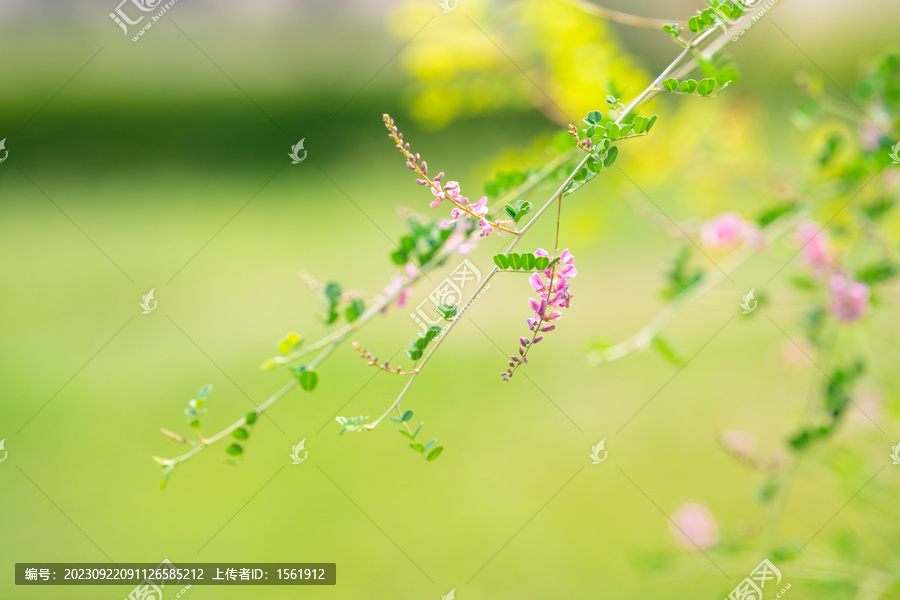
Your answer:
(1, 0), (899, 598)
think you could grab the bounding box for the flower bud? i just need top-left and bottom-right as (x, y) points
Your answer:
(533, 336), (544, 343)
(541, 325), (556, 332)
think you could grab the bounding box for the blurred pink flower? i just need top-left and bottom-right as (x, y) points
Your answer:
(671, 503), (719, 550)
(380, 263), (417, 312)
(828, 273), (870, 323)
(700, 213), (760, 250)
(721, 430), (756, 457)
(794, 221), (837, 275)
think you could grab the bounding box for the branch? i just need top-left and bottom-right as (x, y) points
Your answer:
(365, 8), (770, 427)
(559, 0), (688, 29)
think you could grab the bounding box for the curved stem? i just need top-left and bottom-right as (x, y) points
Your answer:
(559, 0), (688, 29)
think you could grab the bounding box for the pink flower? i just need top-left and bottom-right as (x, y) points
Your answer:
(670, 503), (718, 550)
(430, 180), (463, 208)
(828, 273), (869, 323)
(721, 430), (756, 457)
(700, 213), (760, 250)
(795, 221), (837, 275)
(379, 264), (417, 312)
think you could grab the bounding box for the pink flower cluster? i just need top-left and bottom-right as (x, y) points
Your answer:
(502, 249), (576, 381)
(385, 114), (498, 238)
(793, 221), (870, 323)
(794, 221), (838, 275)
(700, 212), (761, 250)
(424, 177), (494, 237)
(380, 262), (417, 312)
(828, 273), (870, 323)
(670, 503), (719, 550)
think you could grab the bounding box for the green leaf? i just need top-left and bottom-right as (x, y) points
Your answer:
(410, 443), (426, 453)
(547, 257), (562, 269)
(679, 79), (699, 94)
(522, 253), (536, 271)
(197, 385), (212, 399)
(435, 303), (458, 320)
(425, 326), (441, 341)
(415, 336), (428, 350)
(427, 446), (444, 462)
(662, 78), (679, 92)
(603, 146), (619, 168)
(345, 298), (365, 323)
(406, 349), (423, 360)
(535, 256), (550, 271)
(698, 78), (717, 96)
(632, 115), (647, 134)
(513, 201), (532, 223)
(245, 411), (258, 425)
(509, 253), (522, 271)
(424, 439), (436, 451)
(856, 261), (899, 284)
(297, 369), (318, 391)
(390, 249), (407, 265)
(585, 110), (603, 124)
(688, 15), (702, 31)
(493, 254), (510, 270)
(398, 429), (416, 441)
(225, 443), (244, 456)
(607, 122), (620, 140)
(503, 204), (517, 220)
(401, 410), (414, 422)
(232, 427), (250, 441)
(324, 282), (342, 302)
(647, 115), (658, 131)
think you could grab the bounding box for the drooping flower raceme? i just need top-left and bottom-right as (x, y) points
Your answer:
(502, 248), (576, 381)
(384, 114), (513, 238)
(828, 273), (870, 323)
(700, 212), (761, 250)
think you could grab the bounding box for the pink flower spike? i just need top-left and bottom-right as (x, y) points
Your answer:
(534, 248), (550, 258)
(560, 249), (574, 265)
(828, 273), (870, 323)
(529, 298), (541, 312)
(528, 273), (543, 292)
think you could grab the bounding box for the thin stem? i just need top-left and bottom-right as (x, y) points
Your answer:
(559, 0), (688, 29)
